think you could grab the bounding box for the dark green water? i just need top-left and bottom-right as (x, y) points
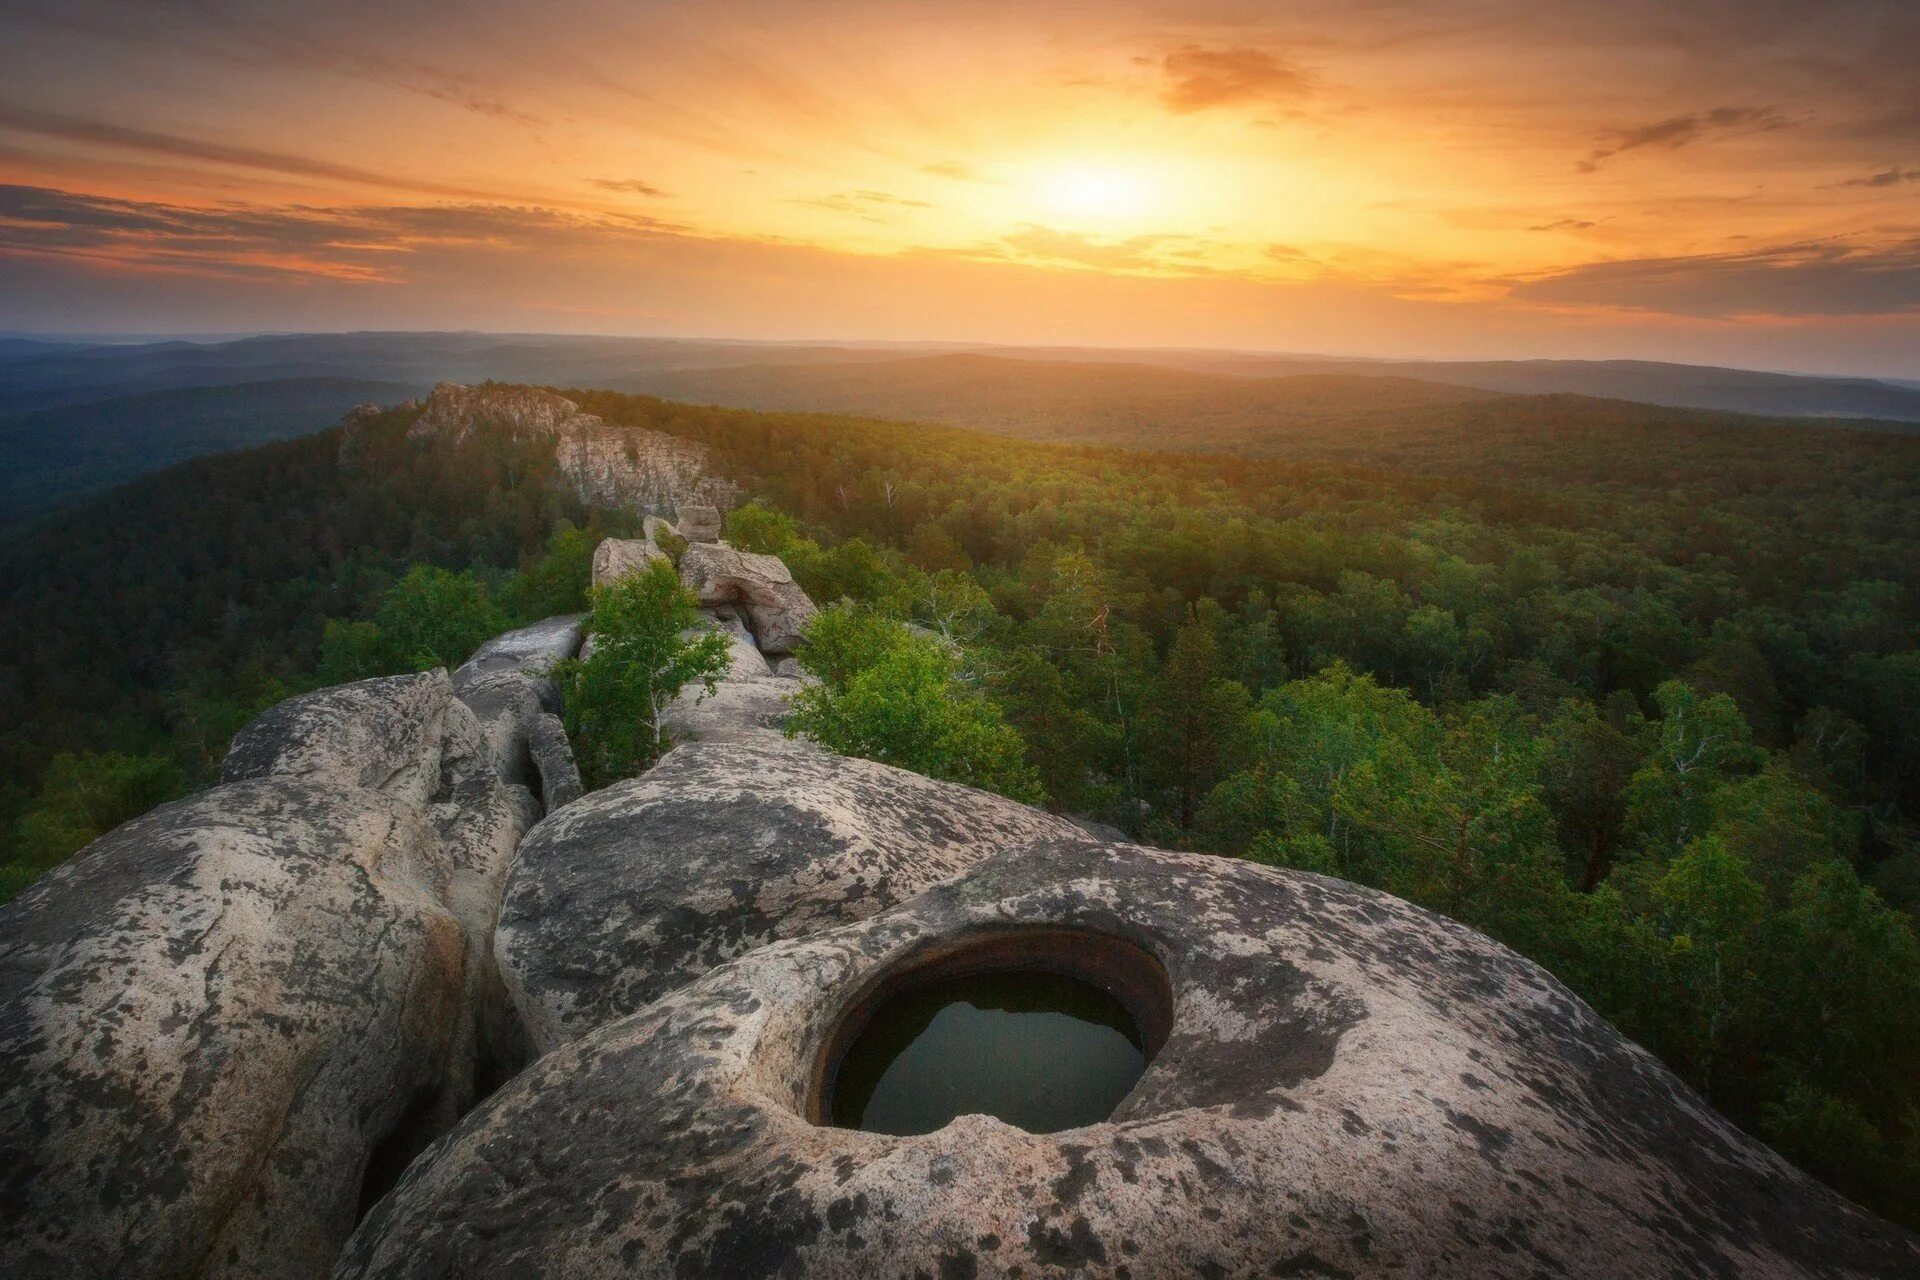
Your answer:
(829, 970), (1147, 1136)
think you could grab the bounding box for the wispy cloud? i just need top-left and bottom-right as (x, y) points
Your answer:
(1507, 238), (1920, 317)
(12, 3), (542, 126)
(921, 161), (987, 182)
(1833, 167), (1920, 189)
(998, 225), (1179, 272)
(790, 189), (932, 222)
(1157, 45), (1312, 114)
(0, 103), (503, 200)
(0, 183), (688, 284)
(1528, 218), (1597, 232)
(592, 178), (673, 197)
(1578, 106), (1788, 172)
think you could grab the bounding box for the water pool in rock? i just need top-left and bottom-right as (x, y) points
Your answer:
(828, 970), (1148, 1136)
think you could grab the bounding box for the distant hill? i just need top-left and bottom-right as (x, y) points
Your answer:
(1148, 354), (1920, 422)
(2, 335), (1912, 521)
(0, 332), (920, 417)
(618, 352), (1919, 460)
(0, 377), (421, 523)
(4, 331), (1915, 421)
(624, 353), (1510, 451)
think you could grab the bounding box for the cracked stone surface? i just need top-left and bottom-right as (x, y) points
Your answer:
(0, 665), (559, 1280)
(494, 736), (1095, 1051)
(677, 541), (818, 655)
(451, 617), (584, 813)
(350, 839), (1919, 1279)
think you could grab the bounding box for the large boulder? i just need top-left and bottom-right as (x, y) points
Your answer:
(0, 670), (547, 1280)
(674, 503), (723, 543)
(222, 670), (458, 810)
(451, 617), (584, 813)
(493, 736), (1093, 1050)
(589, 537), (666, 588)
(344, 839), (1920, 1280)
(677, 542), (817, 655)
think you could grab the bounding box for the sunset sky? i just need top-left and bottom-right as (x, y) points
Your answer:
(1, 0), (1916, 373)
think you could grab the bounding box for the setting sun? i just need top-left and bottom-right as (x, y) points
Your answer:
(1031, 162), (1163, 228)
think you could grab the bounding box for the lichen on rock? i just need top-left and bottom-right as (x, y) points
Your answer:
(347, 839), (1920, 1280)
(494, 734), (1095, 1050)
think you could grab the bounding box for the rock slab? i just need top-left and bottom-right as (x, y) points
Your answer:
(347, 839), (1920, 1280)
(0, 671), (527, 1280)
(493, 735), (1094, 1050)
(677, 541), (818, 655)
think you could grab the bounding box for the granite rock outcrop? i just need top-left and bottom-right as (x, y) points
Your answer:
(0, 669), (553, 1280)
(494, 735), (1093, 1050)
(346, 837), (1920, 1280)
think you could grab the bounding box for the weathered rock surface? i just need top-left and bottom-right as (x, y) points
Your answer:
(222, 670), (459, 809)
(0, 670), (531, 1280)
(656, 606), (802, 745)
(449, 616), (584, 811)
(493, 736), (1093, 1050)
(347, 839), (1920, 1280)
(660, 669), (798, 746)
(675, 503), (723, 542)
(590, 536), (666, 588)
(677, 541), (818, 655)
(527, 715), (584, 812)
(407, 382), (730, 513)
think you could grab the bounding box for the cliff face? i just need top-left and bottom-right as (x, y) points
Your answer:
(405, 381), (733, 514)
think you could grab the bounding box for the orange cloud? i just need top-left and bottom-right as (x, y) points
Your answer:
(1158, 46), (1313, 114)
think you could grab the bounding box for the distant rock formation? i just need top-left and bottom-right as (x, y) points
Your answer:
(588, 535), (666, 588)
(582, 525), (817, 741)
(678, 541), (818, 654)
(406, 381), (732, 515)
(673, 503), (724, 542)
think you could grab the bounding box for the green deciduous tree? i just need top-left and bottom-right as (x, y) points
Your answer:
(317, 564), (506, 682)
(554, 559), (732, 788)
(789, 604), (1042, 802)
(1623, 680), (1763, 861)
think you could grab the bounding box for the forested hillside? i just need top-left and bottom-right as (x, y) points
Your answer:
(0, 377), (422, 523)
(630, 352), (1920, 455)
(1, 385), (1917, 1224)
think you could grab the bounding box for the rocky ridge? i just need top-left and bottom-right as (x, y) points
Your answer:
(407, 381), (734, 513)
(2, 387), (1917, 1278)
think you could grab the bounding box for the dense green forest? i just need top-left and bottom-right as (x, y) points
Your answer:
(0, 377), (423, 524)
(625, 350), (1920, 455)
(1, 386), (1917, 1225)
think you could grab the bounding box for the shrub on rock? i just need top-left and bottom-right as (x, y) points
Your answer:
(554, 560), (731, 787)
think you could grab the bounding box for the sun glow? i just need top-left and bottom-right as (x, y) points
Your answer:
(1030, 162), (1164, 228)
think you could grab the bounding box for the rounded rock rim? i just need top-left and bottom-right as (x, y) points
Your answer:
(804, 925), (1175, 1131)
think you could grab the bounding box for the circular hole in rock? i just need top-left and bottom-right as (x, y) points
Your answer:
(816, 929), (1171, 1137)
